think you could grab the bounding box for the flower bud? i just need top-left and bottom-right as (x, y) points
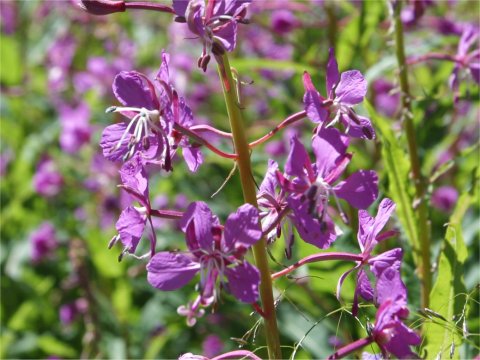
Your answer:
(77, 0), (126, 15)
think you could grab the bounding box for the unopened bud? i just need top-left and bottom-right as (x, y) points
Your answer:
(77, 0), (126, 16)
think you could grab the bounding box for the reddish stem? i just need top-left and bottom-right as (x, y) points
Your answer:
(173, 123), (237, 159)
(327, 336), (374, 359)
(252, 302), (267, 318)
(271, 252), (362, 280)
(407, 52), (459, 65)
(249, 110), (307, 148)
(125, 1), (174, 13)
(149, 209), (184, 219)
(190, 124), (233, 138)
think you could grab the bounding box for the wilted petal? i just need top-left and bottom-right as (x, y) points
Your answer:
(303, 71), (328, 123)
(225, 262), (260, 303)
(223, 204), (262, 252)
(312, 127), (349, 179)
(334, 170), (378, 209)
(147, 252), (200, 290)
(335, 70), (367, 106)
(116, 206), (146, 253)
(113, 71), (157, 109)
(326, 48), (340, 98)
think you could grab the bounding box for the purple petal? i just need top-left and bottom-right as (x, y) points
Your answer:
(384, 321), (421, 359)
(357, 268), (374, 301)
(285, 137), (313, 179)
(223, 204), (262, 252)
(334, 170), (378, 209)
(173, 0), (190, 16)
(116, 206), (147, 253)
(180, 201), (217, 251)
(335, 70), (367, 106)
(224, 262), (260, 303)
(147, 252), (200, 290)
(119, 154), (149, 201)
(326, 48), (340, 98)
(303, 71), (328, 124)
(371, 198), (396, 239)
(259, 159), (279, 196)
(182, 146), (203, 172)
(113, 71), (157, 109)
(288, 196), (337, 249)
(213, 21), (237, 52)
(312, 127), (349, 179)
(341, 114), (376, 140)
(100, 123), (131, 162)
(357, 209), (375, 251)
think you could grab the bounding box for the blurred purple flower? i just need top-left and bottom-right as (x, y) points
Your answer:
(401, 0), (434, 26)
(33, 157), (63, 197)
(431, 186), (458, 213)
(202, 335), (224, 358)
(276, 130), (378, 248)
(450, 25), (480, 101)
(271, 9), (300, 35)
(58, 102), (92, 154)
(0, 1), (17, 34)
(372, 79), (400, 118)
(147, 201), (261, 305)
(31, 222), (58, 263)
(59, 298), (88, 325)
(47, 35), (77, 93)
(303, 48), (375, 139)
(337, 199), (405, 316)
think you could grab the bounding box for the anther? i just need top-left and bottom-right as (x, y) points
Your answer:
(106, 106), (117, 113)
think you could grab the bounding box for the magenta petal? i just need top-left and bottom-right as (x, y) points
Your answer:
(312, 127), (349, 178)
(120, 154), (149, 200)
(384, 322), (421, 359)
(100, 123), (130, 162)
(173, 0), (190, 16)
(326, 48), (340, 98)
(259, 159), (279, 196)
(342, 114), (376, 140)
(214, 21), (237, 52)
(116, 206), (147, 253)
(357, 268), (374, 301)
(180, 201), (217, 251)
(224, 262), (260, 303)
(285, 137), (312, 179)
(303, 71), (328, 124)
(334, 170), (378, 209)
(288, 196), (337, 249)
(371, 198), (396, 238)
(182, 146), (203, 172)
(335, 70), (367, 106)
(357, 209), (375, 251)
(147, 252), (200, 290)
(113, 71), (157, 109)
(223, 204), (261, 252)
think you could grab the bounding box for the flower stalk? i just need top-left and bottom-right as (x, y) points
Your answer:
(216, 52), (282, 360)
(392, 0), (431, 309)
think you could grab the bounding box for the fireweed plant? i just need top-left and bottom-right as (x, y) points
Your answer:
(59, 0), (479, 359)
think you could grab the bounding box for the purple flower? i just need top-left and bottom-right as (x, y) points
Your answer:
(450, 25), (480, 100)
(30, 222), (58, 263)
(271, 9), (300, 35)
(303, 48), (375, 140)
(276, 130), (378, 248)
(401, 0), (434, 26)
(109, 154), (157, 259)
(372, 79), (400, 118)
(431, 185), (458, 213)
(47, 35), (77, 93)
(147, 202), (261, 305)
(336, 198), (405, 316)
(58, 102), (92, 154)
(59, 298), (88, 325)
(202, 335), (224, 358)
(370, 298), (421, 359)
(33, 157), (63, 197)
(173, 0), (251, 71)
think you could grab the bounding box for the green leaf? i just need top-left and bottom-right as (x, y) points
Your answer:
(423, 190), (473, 359)
(365, 101), (420, 262)
(37, 335), (77, 358)
(0, 34), (22, 85)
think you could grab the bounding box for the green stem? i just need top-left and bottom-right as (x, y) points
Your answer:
(392, 0), (431, 309)
(216, 52), (282, 359)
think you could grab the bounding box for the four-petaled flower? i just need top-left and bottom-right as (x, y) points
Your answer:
(146, 201), (262, 305)
(303, 48), (375, 140)
(276, 129), (378, 249)
(336, 198), (405, 316)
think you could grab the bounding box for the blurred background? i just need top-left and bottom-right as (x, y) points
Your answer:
(1, 1), (479, 358)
